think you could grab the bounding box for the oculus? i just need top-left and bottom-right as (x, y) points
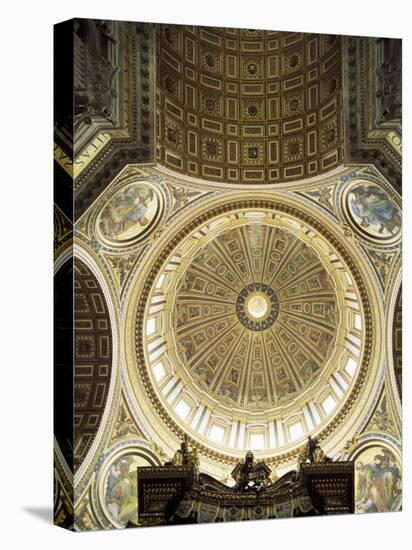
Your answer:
(236, 282), (280, 331)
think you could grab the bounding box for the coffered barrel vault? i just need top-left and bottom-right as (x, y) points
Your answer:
(156, 26), (343, 184)
(73, 258), (113, 471)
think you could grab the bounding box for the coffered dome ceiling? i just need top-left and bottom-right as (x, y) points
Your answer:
(172, 222), (339, 412)
(124, 190), (382, 464)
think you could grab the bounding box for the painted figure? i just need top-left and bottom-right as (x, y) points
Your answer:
(100, 184), (155, 241)
(350, 184), (401, 235)
(355, 448), (401, 513)
(106, 457), (138, 525)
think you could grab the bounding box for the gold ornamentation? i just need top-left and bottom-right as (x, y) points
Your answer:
(340, 223), (353, 238)
(306, 186), (335, 212)
(166, 437), (199, 469)
(126, 193), (377, 467)
(171, 221), (338, 411)
(150, 441), (169, 462)
(368, 250), (395, 285)
(342, 434), (358, 453)
(54, 204), (73, 254)
(298, 436), (330, 465)
(107, 251), (142, 290)
(364, 391), (397, 436)
(111, 400), (145, 443)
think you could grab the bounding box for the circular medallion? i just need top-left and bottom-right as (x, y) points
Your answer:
(342, 180), (401, 243)
(354, 445), (402, 513)
(96, 181), (163, 247)
(97, 445), (160, 528)
(236, 283), (279, 331)
(103, 455), (143, 526)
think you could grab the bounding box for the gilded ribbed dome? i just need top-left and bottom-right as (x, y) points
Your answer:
(135, 200), (367, 458)
(173, 223), (337, 411)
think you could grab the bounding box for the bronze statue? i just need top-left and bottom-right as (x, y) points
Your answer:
(231, 451), (271, 492)
(299, 436), (331, 465)
(165, 436), (199, 469)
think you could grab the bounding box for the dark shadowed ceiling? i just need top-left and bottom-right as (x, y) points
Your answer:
(156, 26), (344, 184)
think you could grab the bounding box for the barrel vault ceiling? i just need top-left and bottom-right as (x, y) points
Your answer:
(53, 20), (402, 220)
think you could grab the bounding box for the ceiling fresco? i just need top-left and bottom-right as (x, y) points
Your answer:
(172, 223), (340, 411)
(53, 20), (402, 530)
